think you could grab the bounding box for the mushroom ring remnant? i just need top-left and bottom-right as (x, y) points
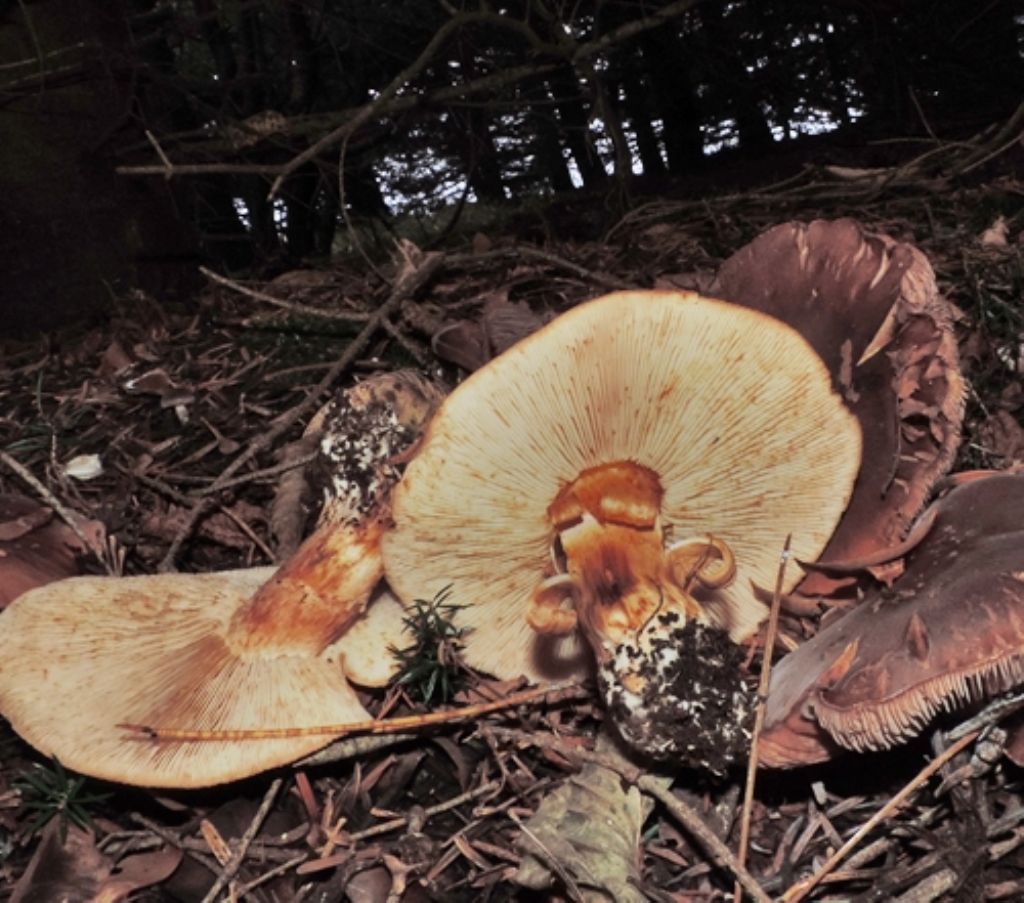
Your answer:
(383, 291), (864, 761)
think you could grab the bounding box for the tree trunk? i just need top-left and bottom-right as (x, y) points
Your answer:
(0, 0), (199, 334)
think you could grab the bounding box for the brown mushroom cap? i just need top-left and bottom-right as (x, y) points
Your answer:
(714, 219), (964, 593)
(383, 290), (863, 681)
(761, 472), (1024, 768)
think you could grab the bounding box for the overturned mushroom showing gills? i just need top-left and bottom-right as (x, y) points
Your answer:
(0, 372), (439, 787)
(760, 472), (1024, 768)
(384, 291), (863, 765)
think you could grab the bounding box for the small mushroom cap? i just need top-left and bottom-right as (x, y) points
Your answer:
(0, 568), (372, 788)
(761, 472), (1024, 768)
(383, 291), (863, 681)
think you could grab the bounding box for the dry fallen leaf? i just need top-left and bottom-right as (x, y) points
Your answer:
(0, 495), (95, 608)
(515, 736), (652, 902)
(979, 215), (1009, 247)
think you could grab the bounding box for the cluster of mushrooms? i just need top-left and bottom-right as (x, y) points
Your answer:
(2, 218), (1021, 790)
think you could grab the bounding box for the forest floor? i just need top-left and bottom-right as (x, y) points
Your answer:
(1, 127), (1023, 902)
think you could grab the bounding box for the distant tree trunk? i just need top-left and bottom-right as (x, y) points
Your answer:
(547, 68), (607, 188)
(640, 29), (704, 171)
(463, 107), (507, 204)
(0, 0), (199, 334)
(526, 80), (575, 192)
(576, 56), (632, 189)
(852, 8), (914, 134)
(699, 3), (774, 154)
(619, 60), (666, 178)
(283, 165), (320, 261)
(453, 47), (507, 204)
(821, 20), (855, 128)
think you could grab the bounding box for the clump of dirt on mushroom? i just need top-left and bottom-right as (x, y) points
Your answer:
(601, 612), (756, 774)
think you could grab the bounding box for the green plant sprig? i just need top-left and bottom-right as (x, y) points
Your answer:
(14, 757), (111, 842)
(390, 585), (472, 706)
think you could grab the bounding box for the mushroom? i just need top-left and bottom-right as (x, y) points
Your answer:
(0, 372), (441, 787)
(760, 471), (1024, 768)
(714, 219), (964, 599)
(383, 290), (863, 764)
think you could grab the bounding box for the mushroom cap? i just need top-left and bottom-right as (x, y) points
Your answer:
(761, 472), (1024, 768)
(324, 587), (408, 687)
(0, 568), (370, 788)
(714, 219), (964, 592)
(383, 290), (863, 681)
(0, 561), (406, 788)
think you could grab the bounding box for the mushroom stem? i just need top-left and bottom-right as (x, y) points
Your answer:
(228, 517), (385, 654)
(540, 461), (729, 658)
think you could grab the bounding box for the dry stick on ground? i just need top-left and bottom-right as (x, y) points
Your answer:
(120, 680), (587, 741)
(295, 780), (510, 876)
(488, 727), (773, 903)
(782, 730), (980, 903)
(0, 449), (115, 575)
(734, 534), (791, 902)
(200, 266), (371, 323)
(508, 810), (586, 903)
(199, 777), (284, 903)
(157, 250), (444, 572)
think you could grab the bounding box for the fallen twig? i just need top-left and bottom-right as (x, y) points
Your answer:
(121, 681), (586, 741)
(200, 777), (283, 903)
(782, 730), (980, 902)
(734, 534), (791, 901)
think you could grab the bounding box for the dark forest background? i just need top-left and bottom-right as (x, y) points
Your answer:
(1, 0), (1022, 333)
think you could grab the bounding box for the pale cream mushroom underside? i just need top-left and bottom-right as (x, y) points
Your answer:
(0, 371), (438, 789)
(383, 290), (863, 682)
(0, 554), (407, 789)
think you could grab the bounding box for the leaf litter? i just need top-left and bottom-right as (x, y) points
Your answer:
(0, 142), (1023, 900)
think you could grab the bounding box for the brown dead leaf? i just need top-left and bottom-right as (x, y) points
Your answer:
(96, 340), (133, 378)
(0, 495), (95, 608)
(92, 846), (183, 903)
(10, 821), (108, 903)
(344, 865), (392, 903)
(979, 410), (1024, 464)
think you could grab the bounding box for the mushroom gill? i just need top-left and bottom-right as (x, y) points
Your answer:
(761, 471), (1024, 768)
(384, 291), (862, 763)
(0, 372), (441, 787)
